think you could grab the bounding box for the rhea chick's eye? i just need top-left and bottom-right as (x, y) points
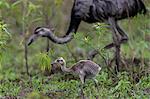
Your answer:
(57, 60), (60, 62)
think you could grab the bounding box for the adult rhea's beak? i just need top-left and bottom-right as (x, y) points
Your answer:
(27, 34), (39, 46)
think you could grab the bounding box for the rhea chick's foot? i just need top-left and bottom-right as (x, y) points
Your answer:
(51, 57), (101, 89)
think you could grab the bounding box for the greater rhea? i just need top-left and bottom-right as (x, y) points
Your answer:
(28, 0), (146, 73)
(51, 57), (101, 85)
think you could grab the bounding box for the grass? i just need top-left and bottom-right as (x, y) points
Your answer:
(0, 65), (150, 98)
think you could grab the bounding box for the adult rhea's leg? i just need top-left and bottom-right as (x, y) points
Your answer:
(108, 18), (121, 74)
(116, 23), (128, 44)
(104, 23), (128, 49)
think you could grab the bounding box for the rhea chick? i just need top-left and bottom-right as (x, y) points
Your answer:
(51, 57), (101, 85)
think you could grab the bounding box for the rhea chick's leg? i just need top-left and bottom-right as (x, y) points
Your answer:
(92, 78), (99, 92)
(79, 74), (85, 90)
(79, 74), (85, 99)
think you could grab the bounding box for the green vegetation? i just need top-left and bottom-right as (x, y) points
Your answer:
(0, 0), (150, 98)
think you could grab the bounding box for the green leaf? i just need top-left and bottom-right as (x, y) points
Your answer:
(11, 0), (23, 8)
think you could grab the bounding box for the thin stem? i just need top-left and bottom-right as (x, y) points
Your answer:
(22, 0), (30, 76)
(25, 44), (30, 76)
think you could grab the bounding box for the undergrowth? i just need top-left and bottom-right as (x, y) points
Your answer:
(0, 1), (150, 98)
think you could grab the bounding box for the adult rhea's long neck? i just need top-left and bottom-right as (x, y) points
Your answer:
(27, 15), (81, 45)
(47, 18), (81, 44)
(47, 31), (74, 44)
(27, 28), (74, 46)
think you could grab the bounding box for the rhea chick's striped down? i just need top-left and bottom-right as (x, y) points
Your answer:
(51, 57), (101, 84)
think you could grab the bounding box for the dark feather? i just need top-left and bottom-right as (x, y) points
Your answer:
(72, 0), (147, 23)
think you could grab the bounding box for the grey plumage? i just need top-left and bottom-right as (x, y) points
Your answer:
(51, 57), (101, 84)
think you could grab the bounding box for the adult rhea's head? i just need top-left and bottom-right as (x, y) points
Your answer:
(27, 27), (52, 46)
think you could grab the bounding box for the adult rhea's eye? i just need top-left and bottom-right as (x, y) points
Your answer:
(34, 31), (38, 34)
(41, 28), (44, 31)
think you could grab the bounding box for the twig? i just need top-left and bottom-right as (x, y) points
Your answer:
(25, 43), (30, 76)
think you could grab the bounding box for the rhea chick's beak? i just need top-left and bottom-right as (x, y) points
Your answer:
(27, 27), (52, 46)
(51, 62), (58, 66)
